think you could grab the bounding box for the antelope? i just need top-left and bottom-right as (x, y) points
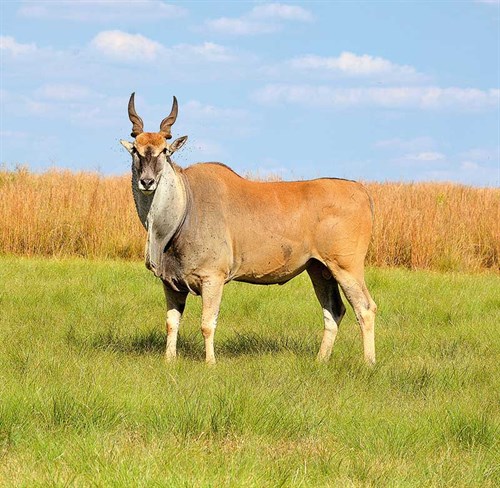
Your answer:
(120, 93), (377, 365)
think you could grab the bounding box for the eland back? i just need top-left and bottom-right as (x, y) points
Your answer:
(121, 93), (377, 365)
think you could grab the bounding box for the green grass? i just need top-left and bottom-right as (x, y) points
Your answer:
(0, 257), (499, 487)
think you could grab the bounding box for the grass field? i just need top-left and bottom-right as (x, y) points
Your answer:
(0, 257), (499, 486)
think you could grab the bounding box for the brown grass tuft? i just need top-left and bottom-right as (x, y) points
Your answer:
(0, 168), (498, 271)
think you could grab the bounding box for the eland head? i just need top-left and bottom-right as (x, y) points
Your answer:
(120, 92), (187, 194)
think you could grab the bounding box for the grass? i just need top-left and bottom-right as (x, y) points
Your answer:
(1, 167), (498, 271)
(0, 257), (499, 486)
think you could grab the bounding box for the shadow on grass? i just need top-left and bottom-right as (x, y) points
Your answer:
(90, 329), (316, 360)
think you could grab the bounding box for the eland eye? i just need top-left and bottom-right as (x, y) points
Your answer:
(162, 148), (167, 154)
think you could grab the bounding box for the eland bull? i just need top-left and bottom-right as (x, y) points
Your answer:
(120, 93), (377, 365)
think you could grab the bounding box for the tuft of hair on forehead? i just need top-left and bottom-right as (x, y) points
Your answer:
(135, 132), (167, 148)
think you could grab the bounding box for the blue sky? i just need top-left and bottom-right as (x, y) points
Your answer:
(1, 1), (499, 186)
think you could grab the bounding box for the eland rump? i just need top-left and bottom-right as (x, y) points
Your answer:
(121, 93), (377, 365)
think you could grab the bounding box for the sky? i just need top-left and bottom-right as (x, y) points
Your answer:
(1, 0), (499, 186)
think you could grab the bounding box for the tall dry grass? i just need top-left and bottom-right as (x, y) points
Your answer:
(367, 182), (499, 271)
(0, 168), (144, 260)
(0, 167), (498, 271)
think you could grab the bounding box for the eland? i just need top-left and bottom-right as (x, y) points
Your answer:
(120, 93), (377, 365)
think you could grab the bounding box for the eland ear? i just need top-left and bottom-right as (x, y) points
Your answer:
(120, 140), (134, 153)
(168, 135), (188, 154)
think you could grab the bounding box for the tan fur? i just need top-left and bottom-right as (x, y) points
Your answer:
(135, 133), (167, 156)
(182, 164), (373, 286)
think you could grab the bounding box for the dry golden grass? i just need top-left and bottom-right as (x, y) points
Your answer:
(367, 182), (499, 271)
(0, 167), (498, 271)
(0, 168), (144, 260)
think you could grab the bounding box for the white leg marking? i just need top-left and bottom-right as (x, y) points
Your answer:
(201, 279), (224, 365)
(165, 308), (181, 362)
(334, 270), (376, 365)
(317, 307), (339, 361)
(163, 285), (187, 363)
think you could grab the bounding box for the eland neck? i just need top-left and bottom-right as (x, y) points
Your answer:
(132, 160), (188, 274)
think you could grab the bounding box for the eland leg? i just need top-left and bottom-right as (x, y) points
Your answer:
(162, 283), (187, 362)
(307, 261), (346, 362)
(200, 278), (224, 365)
(329, 263), (377, 365)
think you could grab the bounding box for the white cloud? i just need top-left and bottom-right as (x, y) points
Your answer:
(182, 100), (248, 120)
(91, 30), (164, 62)
(375, 137), (435, 151)
(254, 84), (500, 111)
(90, 31), (239, 66)
(289, 52), (422, 81)
(460, 161), (481, 170)
(0, 36), (37, 56)
(18, 1), (187, 22)
(1, 33), (250, 105)
(0, 130), (30, 142)
(1, 86), (125, 128)
(250, 3), (314, 22)
(0, 129), (61, 167)
(459, 147), (498, 161)
(205, 17), (278, 35)
(205, 3), (313, 36)
(378, 142), (499, 185)
(402, 152), (446, 162)
(391, 151), (447, 172)
(392, 147), (499, 186)
(180, 100), (254, 138)
(36, 83), (93, 101)
(173, 42), (235, 63)
(418, 164), (499, 186)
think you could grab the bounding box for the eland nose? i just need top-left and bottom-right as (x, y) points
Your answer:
(140, 178), (154, 189)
